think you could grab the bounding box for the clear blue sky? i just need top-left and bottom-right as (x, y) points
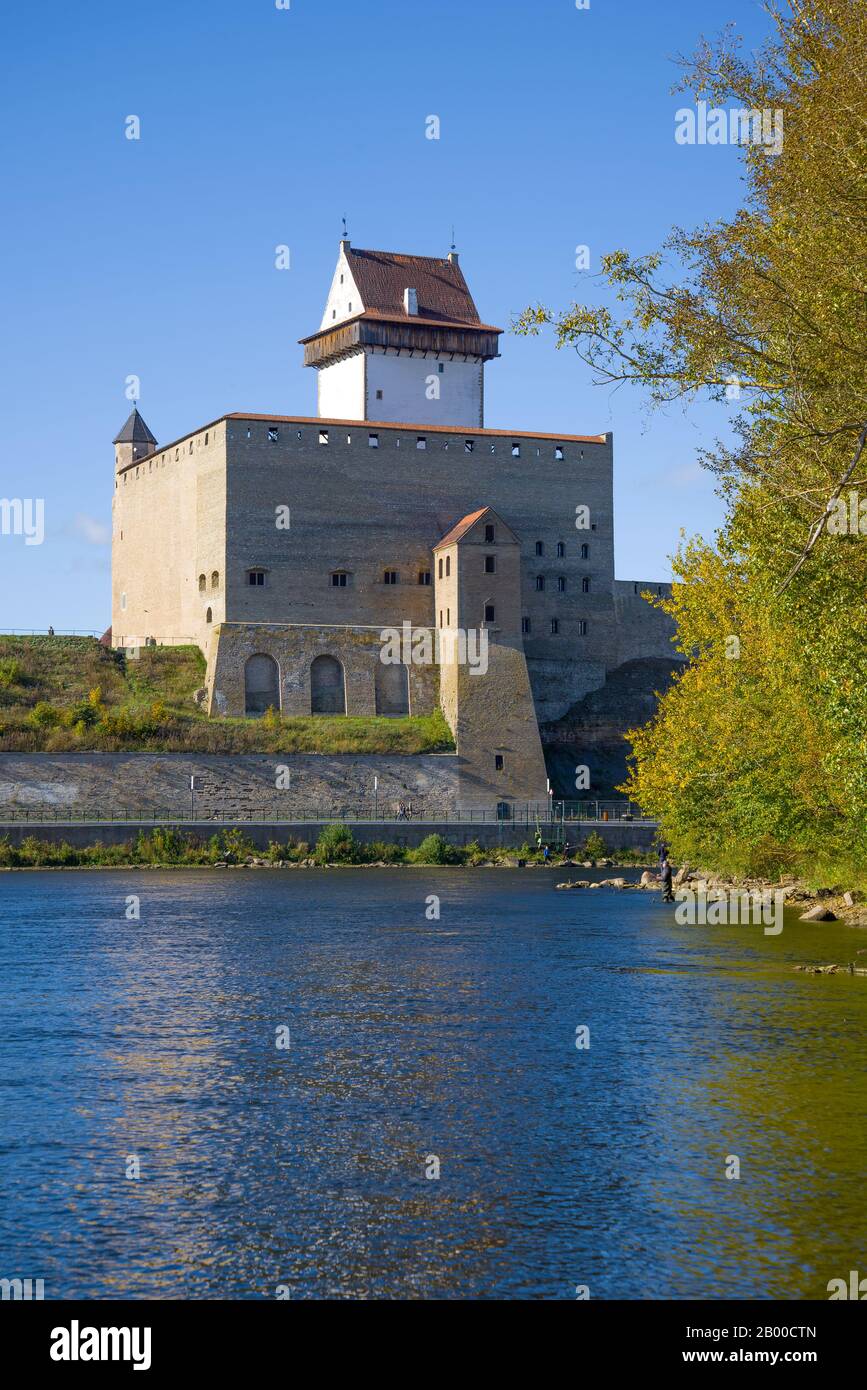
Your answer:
(0, 0), (773, 631)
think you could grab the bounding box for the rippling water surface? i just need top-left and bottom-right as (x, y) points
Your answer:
(1, 868), (865, 1299)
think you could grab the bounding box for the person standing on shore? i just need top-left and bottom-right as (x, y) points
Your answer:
(659, 856), (674, 902)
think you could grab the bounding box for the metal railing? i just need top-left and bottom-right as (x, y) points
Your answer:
(0, 629), (103, 638)
(0, 800), (655, 827)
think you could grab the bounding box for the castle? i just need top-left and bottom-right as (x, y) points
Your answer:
(112, 240), (675, 810)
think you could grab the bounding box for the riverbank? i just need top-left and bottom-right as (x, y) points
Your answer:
(555, 863), (867, 930)
(0, 824), (654, 872)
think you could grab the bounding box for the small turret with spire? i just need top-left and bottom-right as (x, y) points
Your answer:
(113, 405), (157, 471)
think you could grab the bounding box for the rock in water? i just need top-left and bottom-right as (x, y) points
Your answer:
(799, 905), (837, 921)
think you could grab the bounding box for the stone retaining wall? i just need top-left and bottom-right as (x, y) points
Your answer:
(0, 753), (462, 819)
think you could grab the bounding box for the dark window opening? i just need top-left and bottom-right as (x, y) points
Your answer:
(418, 571), (431, 586)
(535, 575), (545, 591)
(484, 554), (496, 573)
(495, 754), (504, 771)
(485, 524), (495, 543)
(484, 604), (495, 623)
(383, 570), (398, 585)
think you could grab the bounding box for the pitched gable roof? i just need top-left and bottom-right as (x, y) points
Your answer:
(434, 506), (518, 550)
(345, 247), (483, 328)
(113, 407), (157, 446)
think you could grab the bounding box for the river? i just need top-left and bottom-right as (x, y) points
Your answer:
(1, 868), (864, 1299)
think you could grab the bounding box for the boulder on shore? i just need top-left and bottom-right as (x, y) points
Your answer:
(799, 905), (837, 921)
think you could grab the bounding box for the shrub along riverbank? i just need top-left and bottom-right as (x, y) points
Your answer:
(0, 826), (651, 870)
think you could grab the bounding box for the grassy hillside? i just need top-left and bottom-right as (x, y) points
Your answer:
(0, 637), (454, 754)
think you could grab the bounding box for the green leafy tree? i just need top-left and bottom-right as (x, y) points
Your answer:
(516, 1), (867, 880)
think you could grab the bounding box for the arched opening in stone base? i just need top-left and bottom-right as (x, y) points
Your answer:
(245, 653), (280, 718)
(310, 654), (346, 715)
(375, 661), (410, 716)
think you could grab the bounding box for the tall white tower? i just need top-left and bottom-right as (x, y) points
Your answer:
(300, 240), (501, 427)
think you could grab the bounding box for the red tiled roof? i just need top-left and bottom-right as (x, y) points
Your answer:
(434, 507), (492, 550)
(346, 247), (482, 327)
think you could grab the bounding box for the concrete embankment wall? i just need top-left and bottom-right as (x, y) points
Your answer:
(0, 819), (658, 852)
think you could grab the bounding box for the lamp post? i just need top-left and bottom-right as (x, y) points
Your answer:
(373, 775), (378, 820)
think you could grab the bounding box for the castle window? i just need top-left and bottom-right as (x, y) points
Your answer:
(484, 604), (495, 623)
(447, 608), (450, 625)
(495, 754), (504, 771)
(554, 445), (564, 460)
(247, 569), (267, 587)
(205, 607), (212, 624)
(332, 310), (337, 319)
(346, 435), (352, 444)
(189, 441), (193, 454)
(383, 569), (398, 585)
(496, 801), (512, 820)
(319, 430), (329, 445)
(418, 571), (431, 586)
(535, 575), (545, 591)
(464, 440), (474, 453)
(438, 362), (444, 373)
(268, 428), (279, 442)
(581, 543), (590, 559)
(485, 524), (495, 543)
(550, 618), (560, 634)
(438, 557), (443, 579)
(511, 443), (521, 457)
(484, 555), (496, 574)
(578, 620), (588, 636)
(557, 576), (567, 593)
(582, 576), (591, 593)
(535, 541), (544, 556)
(330, 571), (348, 587)
(376, 389), (383, 400)
(205, 433), (209, 445)
(368, 434), (379, 448)
(445, 556), (450, 577)
(439, 610), (443, 627)
(198, 574), (206, 593)
(417, 437), (427, 450)
(121, 592), (127, 611)
(348, 302), (352, 311)
(247, 428), (251, 439)
(211, 571), (219, 589)
(522, 617), (531, 634)
(340, 274), (344, 284)
(556, 541), (565, 557)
